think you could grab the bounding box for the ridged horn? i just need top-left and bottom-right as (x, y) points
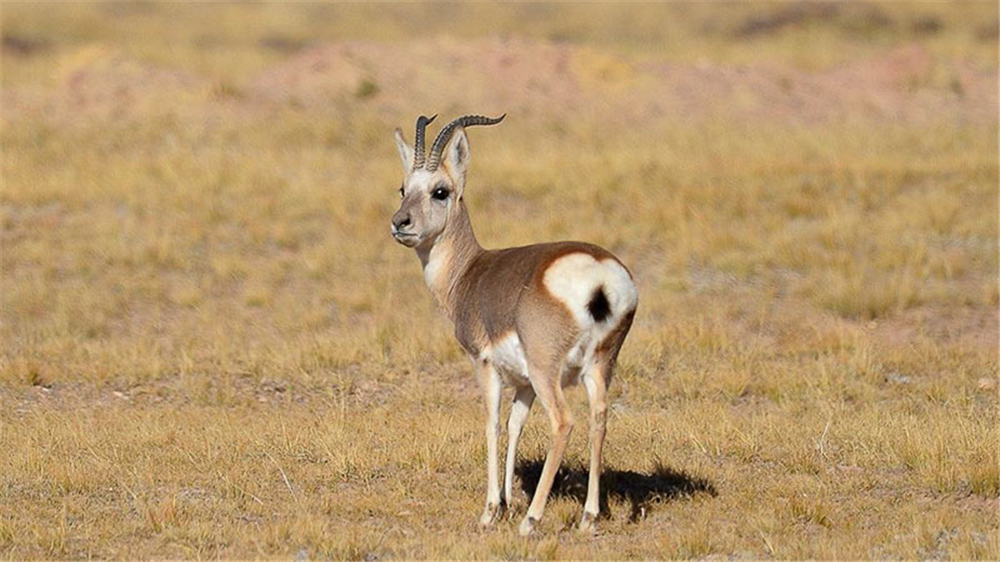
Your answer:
(412, 114), (436, 170)
(426, 114), (506, 171)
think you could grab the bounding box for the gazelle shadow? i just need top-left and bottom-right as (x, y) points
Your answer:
(515, 460), (717, 522)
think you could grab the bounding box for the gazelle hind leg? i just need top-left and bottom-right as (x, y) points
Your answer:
(519, 373), (573, 536)
(579, 358), (610, 533)
(504, 386), (535, 510)
(580, 310), (634, 533)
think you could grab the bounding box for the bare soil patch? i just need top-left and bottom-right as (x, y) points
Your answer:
(246, 38), (995, 126)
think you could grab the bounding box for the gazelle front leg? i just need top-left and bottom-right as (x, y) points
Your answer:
(504, 385), (535, 510)
(477, 359), (504, 528)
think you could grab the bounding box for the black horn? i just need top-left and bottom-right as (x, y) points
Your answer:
(412, 114), (436, 170)
(426, 114), (506, 171)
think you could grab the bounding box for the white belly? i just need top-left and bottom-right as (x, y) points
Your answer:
(486, 332), (531, 387)
(483, 329), (605, 389)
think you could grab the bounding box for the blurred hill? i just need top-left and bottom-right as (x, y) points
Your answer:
(2, 2), (997, 128)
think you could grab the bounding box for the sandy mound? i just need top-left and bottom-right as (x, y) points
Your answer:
(818, 44), (995, 123)
(3, 46), (206, 124)
(247, 37), (583, 120)
(248, 38), (996, 126)
(4, 38), (993, 128)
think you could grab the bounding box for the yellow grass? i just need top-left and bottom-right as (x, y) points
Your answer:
(1, 2), (998, 560)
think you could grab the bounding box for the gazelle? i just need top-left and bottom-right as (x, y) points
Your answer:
(390, 114), (637, 535)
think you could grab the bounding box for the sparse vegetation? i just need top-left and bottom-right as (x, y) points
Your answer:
(1, 2), (997, 560)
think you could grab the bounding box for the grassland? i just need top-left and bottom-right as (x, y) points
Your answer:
(1, 2), (998, 560)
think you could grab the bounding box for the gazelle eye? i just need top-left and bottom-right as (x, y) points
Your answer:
(432, 186), (450, 201)
(399, 186), (404, 198)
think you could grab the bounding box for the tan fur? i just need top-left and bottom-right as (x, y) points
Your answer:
(391, 118), (637, 535)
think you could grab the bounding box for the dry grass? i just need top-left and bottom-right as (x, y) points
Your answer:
(1, 2), (998, 560)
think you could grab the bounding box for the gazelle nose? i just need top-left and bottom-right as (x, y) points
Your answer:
(392, 212), (411, 232)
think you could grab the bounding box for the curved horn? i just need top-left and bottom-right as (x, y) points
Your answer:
(412, 114), (436, 170)
(426, 114), (506, 171)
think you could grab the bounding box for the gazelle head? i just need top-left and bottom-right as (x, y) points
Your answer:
(391, 114), (505, 248)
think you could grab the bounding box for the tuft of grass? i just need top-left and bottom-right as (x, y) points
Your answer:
(355, 78), (379, 100)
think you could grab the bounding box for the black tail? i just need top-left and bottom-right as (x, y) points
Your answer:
(587, 286), (611, 323)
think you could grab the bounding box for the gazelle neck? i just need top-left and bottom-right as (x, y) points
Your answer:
(416, 199), (483, 319)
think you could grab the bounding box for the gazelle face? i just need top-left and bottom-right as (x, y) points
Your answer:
(391, 168), (459, 248)
(391, 125), (470, 249)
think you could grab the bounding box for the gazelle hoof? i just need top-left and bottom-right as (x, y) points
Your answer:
(578, 511), (598, 534)
(479, 502), (504, 529)
(518, 516), (537, 537)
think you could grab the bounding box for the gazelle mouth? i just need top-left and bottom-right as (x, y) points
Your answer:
(392, 231), (418, 246)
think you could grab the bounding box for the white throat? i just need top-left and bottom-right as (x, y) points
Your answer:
(424, 238), (451, 291)
(419, 239), (453, 296)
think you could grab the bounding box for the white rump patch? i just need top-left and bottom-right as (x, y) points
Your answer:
(542, 253), (637, 329)
(543, 253), (637, 386)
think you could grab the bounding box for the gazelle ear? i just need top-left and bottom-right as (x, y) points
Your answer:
(442, 127), (470, 186)
(394, 128), (413, 173)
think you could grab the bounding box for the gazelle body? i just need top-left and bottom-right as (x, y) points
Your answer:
(391, 115), (637, 535)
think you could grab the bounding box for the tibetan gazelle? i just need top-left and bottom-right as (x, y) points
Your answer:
(390, 114), (637, 535)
